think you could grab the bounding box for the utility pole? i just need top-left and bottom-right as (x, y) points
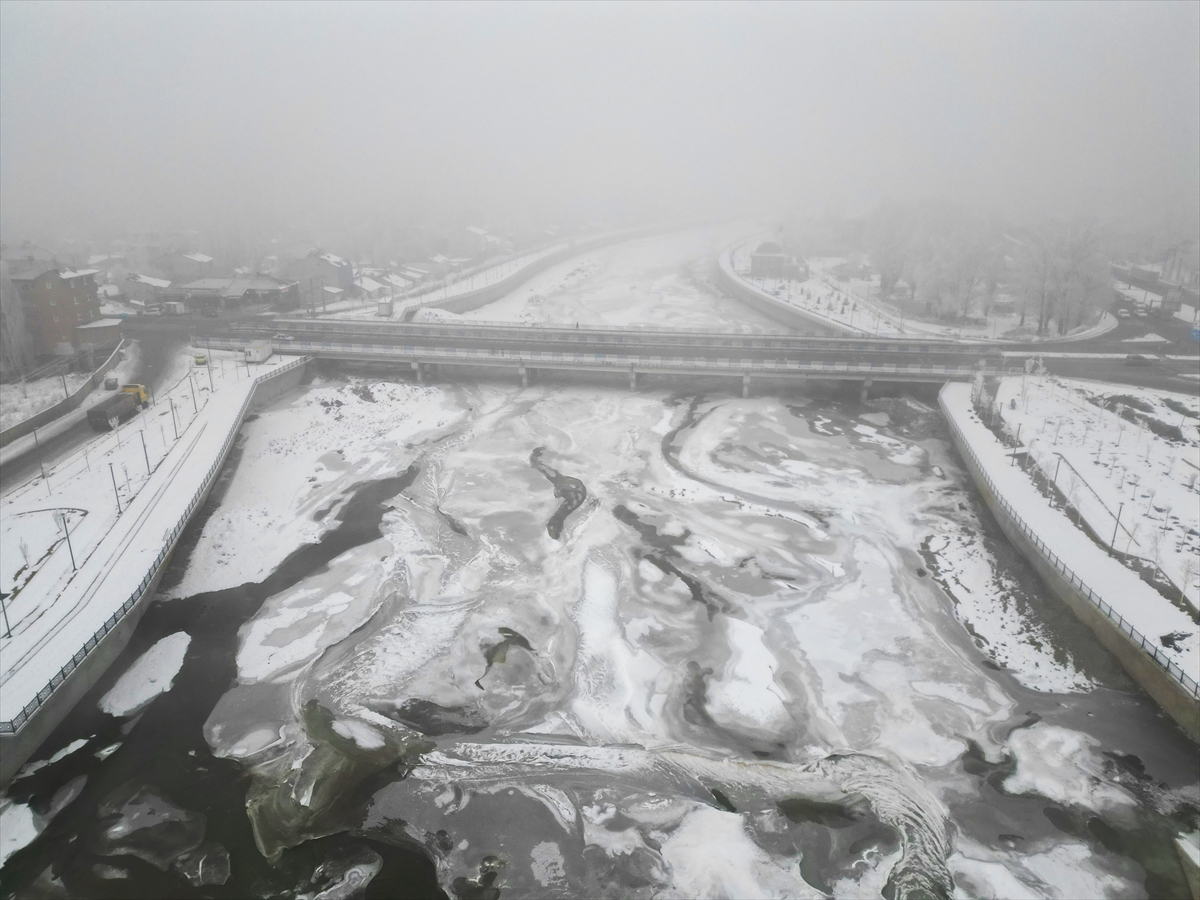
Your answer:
(169, 397), (179, 439)
(139, 429), (151, 474)
(1110, 503), (1124, 557)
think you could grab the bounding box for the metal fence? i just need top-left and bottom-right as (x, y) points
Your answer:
(942, 398), (1200, 699)
(0, 356), (309, 734)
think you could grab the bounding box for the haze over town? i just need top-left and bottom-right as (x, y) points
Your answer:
(0, 4), (1198, 900)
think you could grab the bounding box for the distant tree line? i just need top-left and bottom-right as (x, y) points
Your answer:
(864, 201), (1111, 336)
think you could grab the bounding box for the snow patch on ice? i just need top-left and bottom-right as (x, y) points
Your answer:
(99, 632), (191, 716)
(1003, 723), (1137, 813)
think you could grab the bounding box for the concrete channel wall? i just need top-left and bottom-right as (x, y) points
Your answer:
(422, 224), (693, 316)
(715, 248), (854, 336)
(0, 359), (309, 785)
(938, 390), (1200, 743)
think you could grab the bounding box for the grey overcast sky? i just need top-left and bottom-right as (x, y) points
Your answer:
(1, 1), (1197, 238)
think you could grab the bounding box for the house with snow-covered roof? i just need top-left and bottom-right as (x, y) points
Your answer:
(354, 276), (386, 298)
(150, 250), (217, 282)
(122, 272), (172, 309)
(283, 249), (355, 295)
(178, 275), (300, 309)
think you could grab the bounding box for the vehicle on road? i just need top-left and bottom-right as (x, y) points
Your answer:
(104, 375), (119, 390)
(194, 354), (208, 366)
(87, 393), (139, 431)
(272, 333), (295, 341)
(1124, 354), (1152, 366)
(120, 384), (150, 405)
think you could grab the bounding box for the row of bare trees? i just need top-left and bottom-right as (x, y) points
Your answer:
(865, 201), (1110, 334)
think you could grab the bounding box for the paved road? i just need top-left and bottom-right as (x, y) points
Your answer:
(0, 332), (185, 491)
(115, 281), (1200, 395)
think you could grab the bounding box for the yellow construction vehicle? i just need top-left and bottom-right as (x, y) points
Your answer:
(120, 384), (150, 406)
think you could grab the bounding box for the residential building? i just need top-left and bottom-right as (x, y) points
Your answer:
(177, 275), (300, 309)
(282, 250), (354, 296)
(123, 272), (172, 308)
(150, 250), (216, 282)
(74, 318), (123, 346)
(750, 241), (788, 278)
(354, 275), (386, 299)
(10, 267), (102, 356)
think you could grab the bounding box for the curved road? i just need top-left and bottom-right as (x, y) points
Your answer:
(0, 333), (186, 491)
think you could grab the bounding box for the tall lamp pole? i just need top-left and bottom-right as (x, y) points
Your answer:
(1109, 502), (1125, 557)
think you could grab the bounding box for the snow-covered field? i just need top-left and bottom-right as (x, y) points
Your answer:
(993, 375), (1200, 612)
(0, 371), (92, 432)
(947, 378), (1199, 686)
(727, 243), (1114, 342)
(0, 348), (268, 720)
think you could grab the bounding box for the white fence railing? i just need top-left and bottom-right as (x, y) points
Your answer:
(0, 356), (309, 734)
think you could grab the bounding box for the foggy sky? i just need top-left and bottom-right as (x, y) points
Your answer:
(1, 1), (1197, 240)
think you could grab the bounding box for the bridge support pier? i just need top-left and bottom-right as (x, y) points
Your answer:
(742, 374), (751, 399)
(412, 361), (423, 384)
(629, 370), (637, 391)
(860, 378), (872, 403)
(519, 365), (528, 388)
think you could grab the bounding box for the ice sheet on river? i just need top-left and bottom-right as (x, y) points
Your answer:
(199, 386), (1133, 897)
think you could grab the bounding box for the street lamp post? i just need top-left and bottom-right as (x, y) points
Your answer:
(109, 463), (122, 513)
(56, 510), (77, 571)
(1110, 503), (1125, 557)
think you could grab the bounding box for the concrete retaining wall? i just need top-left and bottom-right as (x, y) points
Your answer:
(0, 359), (309, 785)
(715, 249), (850, 336)
(0, 342), (126, 449)
(940, 400), (1200, 743)
(421, 224), (693, 316)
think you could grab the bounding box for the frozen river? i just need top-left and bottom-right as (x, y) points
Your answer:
(1, 232), (1197, 899)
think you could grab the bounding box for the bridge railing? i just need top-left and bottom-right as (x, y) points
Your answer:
(0, 357), (309, 735)
(240, 339), (988, 377)
(229, 316), (979, 348)
(941, 396), (1200, 700)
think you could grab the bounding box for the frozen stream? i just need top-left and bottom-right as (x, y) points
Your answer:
(2, 374), (1197, 899)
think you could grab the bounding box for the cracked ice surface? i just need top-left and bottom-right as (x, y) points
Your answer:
(181, 373), (1182, 898)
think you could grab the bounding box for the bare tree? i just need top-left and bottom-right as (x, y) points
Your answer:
(866, 202), (909, 299)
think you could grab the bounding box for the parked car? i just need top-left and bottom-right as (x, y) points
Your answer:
(272, 333), (295, 341)
(1124, 354), (1152, 366)
(1116, 308), (1131, 319)
(1135, 307), (1148, 318)
(104, 374), (119, 390)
